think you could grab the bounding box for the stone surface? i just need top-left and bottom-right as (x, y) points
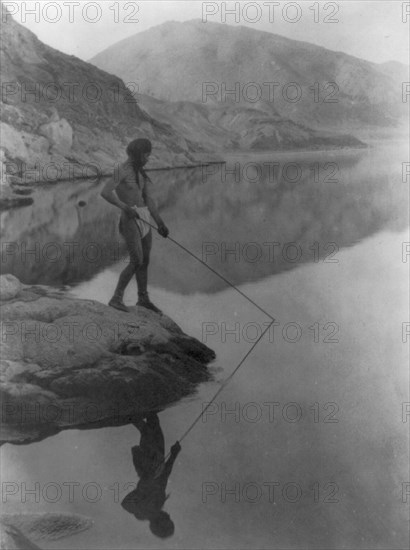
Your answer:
(38, 118), (73, 154)
(0, 276), (215, 444)
(0, 274), (22, 301)
(0, 523), (41, 550)
(0, 513), (93, 549)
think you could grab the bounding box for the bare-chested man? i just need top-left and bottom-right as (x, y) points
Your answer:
(101, 138), (169, 313)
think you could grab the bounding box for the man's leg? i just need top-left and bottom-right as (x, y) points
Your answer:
(140, 413), (165, 458)
(135, 229), (152, 298)
(109, 217), (143, 312)
(136, 230), (162, 314)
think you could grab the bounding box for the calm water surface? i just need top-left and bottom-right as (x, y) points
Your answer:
(1, 143), (408, 549)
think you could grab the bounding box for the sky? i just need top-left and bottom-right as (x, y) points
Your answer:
(2, 0), (410, 65)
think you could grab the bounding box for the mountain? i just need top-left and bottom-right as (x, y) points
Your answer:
(134, 92), (365, 153)
(0, 12), (215, 205)
(91, 19), (408, 144)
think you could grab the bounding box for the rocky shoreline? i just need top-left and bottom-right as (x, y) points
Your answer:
(0, 275), (215, 445)
(0, 158), (224, 211)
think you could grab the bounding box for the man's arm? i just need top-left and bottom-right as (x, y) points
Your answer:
(143, 177), (169, 237)
(100, 174), (137, 218)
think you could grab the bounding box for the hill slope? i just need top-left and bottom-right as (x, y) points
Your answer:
(91, 19), (408, 136)
(135, 92), (365, 153)
(0, 13), (210, 200)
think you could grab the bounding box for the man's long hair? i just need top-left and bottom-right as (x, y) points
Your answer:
(126, 138), (152, 180)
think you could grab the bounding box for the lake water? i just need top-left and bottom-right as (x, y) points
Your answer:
(1, 143), (409, 549)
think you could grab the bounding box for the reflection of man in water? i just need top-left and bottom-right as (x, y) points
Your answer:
(121, 413), (181, 538)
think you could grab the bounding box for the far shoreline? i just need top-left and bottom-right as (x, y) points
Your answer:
(1, 138), (406, 211)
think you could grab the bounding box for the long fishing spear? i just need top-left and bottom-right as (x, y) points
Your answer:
(133, 217), (274, 321)
(132, 217), (276, 459)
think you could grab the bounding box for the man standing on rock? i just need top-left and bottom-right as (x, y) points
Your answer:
(101, 138), (169, 313)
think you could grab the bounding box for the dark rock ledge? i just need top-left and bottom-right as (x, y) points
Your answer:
(0, 275), (215, 445)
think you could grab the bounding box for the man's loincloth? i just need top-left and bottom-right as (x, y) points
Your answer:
(133, 206), (152, 238)
(119, 206), (152, 240)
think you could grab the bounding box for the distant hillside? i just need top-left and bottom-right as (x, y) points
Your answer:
(0, 12), (214, 203)
(91, 19), (408, 136)
(135, 92), (365, 153)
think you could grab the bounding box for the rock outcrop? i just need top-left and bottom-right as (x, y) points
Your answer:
(0, 276), (215, 445)
(38, 117), (73, 155)
(0, 513), (93, 550)
(0, 274), (22, 301)
(0, 11), (218, 208)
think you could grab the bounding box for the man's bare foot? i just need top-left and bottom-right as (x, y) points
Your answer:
(109, 296), (129, 312)
(137, 293), (162, 314)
